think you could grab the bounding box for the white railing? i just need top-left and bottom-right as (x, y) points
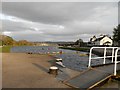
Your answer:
(114, 48), (120, 76)
(88, 47), (120, 76)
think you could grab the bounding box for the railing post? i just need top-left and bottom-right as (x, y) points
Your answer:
(88, 47), (93, 68)
(114, 49), (118, 76)
(112, 48), (115, 63)
(103, 47), (107, 64)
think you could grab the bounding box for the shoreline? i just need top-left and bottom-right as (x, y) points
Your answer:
(59, 46), (90, 52)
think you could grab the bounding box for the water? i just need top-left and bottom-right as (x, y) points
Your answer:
(11, 46), (111, 71)
(11, 46), (59, 54)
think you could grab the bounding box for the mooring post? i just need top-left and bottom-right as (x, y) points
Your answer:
(49, 66), (58, 75)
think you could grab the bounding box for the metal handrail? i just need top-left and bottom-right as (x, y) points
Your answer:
(88, 47), (120, 76)
(114, 48), (120, 76)
(88, 47), (118, 68)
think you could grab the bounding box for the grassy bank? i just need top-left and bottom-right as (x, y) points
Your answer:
(0, 46), (12, 53)
(59, 47), (90, 52)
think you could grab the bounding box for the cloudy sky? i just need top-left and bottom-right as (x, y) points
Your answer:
(1, 1), (119, 42)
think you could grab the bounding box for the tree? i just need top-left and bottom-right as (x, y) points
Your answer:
(113, 24), (120, 46)
(17, 40), (33, 46)
(75, 39), (84, 47)
(2, 36), (14, 45)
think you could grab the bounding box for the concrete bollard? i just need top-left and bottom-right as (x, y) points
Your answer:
(56, 58), (62, 62)
(49, 66), (58, 75)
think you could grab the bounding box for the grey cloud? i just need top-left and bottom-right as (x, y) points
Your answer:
(1, 2), (118, 41)
(119, 1), (120, 24)
(2, 2), (116, 24)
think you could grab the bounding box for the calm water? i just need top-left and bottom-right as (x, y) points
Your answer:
(11, 46), (111, 71)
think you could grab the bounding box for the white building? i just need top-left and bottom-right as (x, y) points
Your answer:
(90, 35), (113, 46)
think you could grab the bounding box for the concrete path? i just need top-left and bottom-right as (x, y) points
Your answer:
(2, 53), (69, 88)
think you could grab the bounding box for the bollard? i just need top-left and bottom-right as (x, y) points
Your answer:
(56, 58), (62, 62)
(49, 66), (58, 75)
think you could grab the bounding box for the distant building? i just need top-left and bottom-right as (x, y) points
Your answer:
(89, 35), (113, 46)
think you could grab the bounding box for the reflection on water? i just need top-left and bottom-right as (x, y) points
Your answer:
(11, 46), (111, 71)
(11, 46), (59, 53)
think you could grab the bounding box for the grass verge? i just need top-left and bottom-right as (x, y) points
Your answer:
(0, 46), (12, 53)
(59, 47), (90, 52)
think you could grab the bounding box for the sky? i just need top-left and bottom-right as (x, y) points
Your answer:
(1, 1), (119, 42)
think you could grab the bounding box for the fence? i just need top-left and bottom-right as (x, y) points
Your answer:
(88, 47), (120, 76)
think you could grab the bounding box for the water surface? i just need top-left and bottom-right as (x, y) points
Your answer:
(11, 46), (111, 71)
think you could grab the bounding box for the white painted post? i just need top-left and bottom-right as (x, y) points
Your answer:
(114, 49), (118, 76)
(88, 47), (93, 68)
(103, 47), (107, 64)
(112, 48), (114, 63)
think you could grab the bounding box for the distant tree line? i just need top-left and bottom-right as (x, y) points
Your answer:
(1, 24), (119, 47)
(113, 24), (120, 46)
(0, 35), (33, 46)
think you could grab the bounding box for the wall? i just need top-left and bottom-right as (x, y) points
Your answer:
(100, 37), (112, 46)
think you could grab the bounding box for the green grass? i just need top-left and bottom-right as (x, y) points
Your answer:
(0, 46), (12, 53)
(0, 41), (2, 46)
(59, 47), (90, 52)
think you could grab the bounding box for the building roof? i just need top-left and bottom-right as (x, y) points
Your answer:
(94, 35), (112, 42)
